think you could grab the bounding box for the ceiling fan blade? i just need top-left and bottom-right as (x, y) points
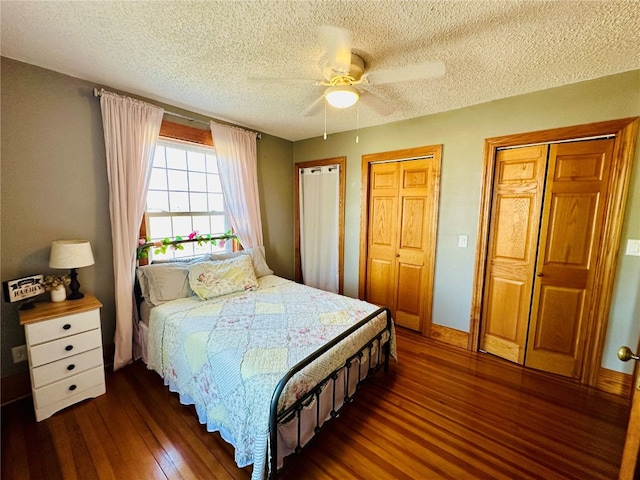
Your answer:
(248, 76), (318, 85)
(320, 25), (352, 75)
(365, 60), (445, 85)
(359, 90), (395, 117)
(301, 95), (325, 117)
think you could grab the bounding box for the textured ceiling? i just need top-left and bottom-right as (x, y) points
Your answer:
(1, 1), (639, 141)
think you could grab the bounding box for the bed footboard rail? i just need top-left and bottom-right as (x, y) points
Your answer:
(268, 306), (392, 478)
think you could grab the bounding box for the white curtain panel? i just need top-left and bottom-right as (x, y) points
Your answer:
(209, 122), (263, 248)
(100, 90), (164, 371)
(299, 165), (339, 292)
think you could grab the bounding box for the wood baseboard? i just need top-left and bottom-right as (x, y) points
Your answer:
(597, 366), (632, 397)
(428, 324), (469, 349)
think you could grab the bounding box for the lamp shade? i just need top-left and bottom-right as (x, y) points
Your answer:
(49, 240), (95, 269)
(325, 85), (359, 109)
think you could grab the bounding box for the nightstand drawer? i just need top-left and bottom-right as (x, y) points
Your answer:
(33, 366), (105, 409)
(25, 309), (100, 346)
(29, 328), (102, 368)
(31, 347), (103, 389)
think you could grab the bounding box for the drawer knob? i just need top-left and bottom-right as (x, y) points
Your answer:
(67, 364), (75, 371)
(68, 384), (77, 391)
(65, 345), (74, 352)
(63, 324), (72, 330)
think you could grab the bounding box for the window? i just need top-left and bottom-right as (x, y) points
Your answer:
(145, 137), (231, 260)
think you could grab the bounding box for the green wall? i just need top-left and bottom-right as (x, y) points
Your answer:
(2, 55), (637, 378)
(257, 133), (294, 279)
(0, 57), (294, 378)
(294, 70), (640, 374)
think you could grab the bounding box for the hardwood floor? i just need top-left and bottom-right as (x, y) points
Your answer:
(2, 328), (630, 479)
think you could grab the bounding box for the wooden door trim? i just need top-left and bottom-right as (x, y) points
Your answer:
(469, 117), (639, 389)
(294, 157), (346, 294)
(358, 145), (442, 337)
(619, 335), (640, 479)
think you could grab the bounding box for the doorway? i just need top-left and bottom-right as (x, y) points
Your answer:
(358, 145), (441, 334)
(294, 157), (345, 293)
(470, 117), (639, 388)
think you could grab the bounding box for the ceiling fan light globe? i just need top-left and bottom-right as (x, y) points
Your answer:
(325, 85), (359, 108)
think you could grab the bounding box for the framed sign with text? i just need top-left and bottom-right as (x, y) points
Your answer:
(3, 274), (45, 304)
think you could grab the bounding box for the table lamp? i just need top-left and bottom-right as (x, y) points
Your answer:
(49, 240), (95, 300)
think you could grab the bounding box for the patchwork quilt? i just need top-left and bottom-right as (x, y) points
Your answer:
(147, 275), (396, 480)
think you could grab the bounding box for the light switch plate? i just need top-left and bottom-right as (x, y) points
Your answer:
(458, 235), (468, 248)
(626, 239), (640, 256)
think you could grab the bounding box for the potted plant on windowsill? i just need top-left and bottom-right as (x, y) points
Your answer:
(43, 274), (71, 303)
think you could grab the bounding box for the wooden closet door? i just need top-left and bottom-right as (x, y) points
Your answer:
(480, 145), (548, 363)
(365, 159), (431, 331)
(525, 139), (614, 378)
(394, 160), (431, 331)
(366, 163), (400, 312)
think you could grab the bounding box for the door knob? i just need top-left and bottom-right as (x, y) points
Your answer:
(617, 346), (640, 362)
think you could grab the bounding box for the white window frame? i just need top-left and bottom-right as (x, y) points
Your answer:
(145, 137), (231, 260)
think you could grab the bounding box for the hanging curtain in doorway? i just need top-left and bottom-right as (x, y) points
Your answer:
(299, 165), (339, 292)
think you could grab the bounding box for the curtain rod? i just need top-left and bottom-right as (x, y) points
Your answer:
(93, 88), (261, 138)
(497, 134), (614, 150)
(301, 164), (339, 173)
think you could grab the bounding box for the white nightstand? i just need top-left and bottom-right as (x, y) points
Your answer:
(19, 294), (106, 421)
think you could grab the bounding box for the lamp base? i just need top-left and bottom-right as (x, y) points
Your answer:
(68, 268), (85, 300)
(19, 300), (36, 310)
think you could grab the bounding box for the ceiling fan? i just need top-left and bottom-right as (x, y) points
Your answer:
(292, 25), (446, 116)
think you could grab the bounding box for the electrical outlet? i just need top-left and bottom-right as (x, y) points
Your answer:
(12, 345), (27, 363)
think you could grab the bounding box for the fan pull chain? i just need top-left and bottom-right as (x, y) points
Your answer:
(355, 102), (359, 144)
(323, 100), (327, 140)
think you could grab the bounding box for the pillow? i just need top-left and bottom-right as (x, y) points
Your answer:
(136, 248), (272, 306)
(247, 246), (274, 278)
(137, 254), (214, 306)
(189, 255), (258, 300)
(138, 253), (227, 305)
(209, 247), (274, 278)
(136, 262), (191, 307)
(151, 254), (212, 265)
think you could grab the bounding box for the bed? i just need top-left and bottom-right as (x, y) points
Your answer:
(135, 246), (396, 479)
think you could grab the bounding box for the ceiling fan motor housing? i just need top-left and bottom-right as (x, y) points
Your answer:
(323, 53), (365, 84)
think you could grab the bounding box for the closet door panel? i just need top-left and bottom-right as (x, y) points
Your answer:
(399, 197), (426, 250)
(525, 139), (614, 378)
(493, 196), (537, 260)
(544, 192), (600, 268)
(367, 257), (395, 309)
(480, 145), (548, 364)
(481, 276), (527, 362)
(395, 160), (431, 332)
(366, 163), (399, 313)
(533, 285), (584, 354)
(370, 197), (396, 247)
(395, 262), (423, 331)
